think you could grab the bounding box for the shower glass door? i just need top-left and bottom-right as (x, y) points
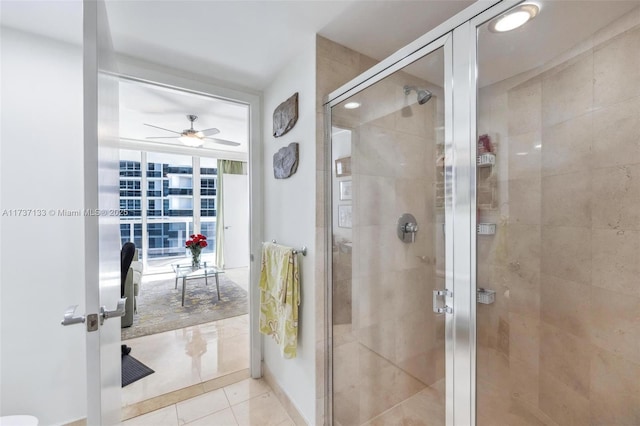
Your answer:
(328, 40), (451, 425)
(474, 1), (640, 425)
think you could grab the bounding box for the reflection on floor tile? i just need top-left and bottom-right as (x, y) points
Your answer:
(123, 379), (293, 426)
(122, 314), (250, 406)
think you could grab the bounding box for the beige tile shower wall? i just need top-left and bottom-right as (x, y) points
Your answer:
(477, 11), (640, 426)
(316, 35), (369, 426)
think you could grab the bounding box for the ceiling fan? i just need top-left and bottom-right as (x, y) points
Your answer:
(144, 114), (240, 147)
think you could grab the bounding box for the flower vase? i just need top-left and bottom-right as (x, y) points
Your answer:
(191, 252), (201, 268)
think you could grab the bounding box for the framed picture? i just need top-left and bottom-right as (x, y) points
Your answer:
(335, 157), (351, 177)
(339, 180), (352, 201)
(338, 205), (352, 228)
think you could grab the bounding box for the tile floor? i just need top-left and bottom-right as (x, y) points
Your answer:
(122, 315), (251, 406)
(123, 268), (250, 406)
(122, 378), (295, 426)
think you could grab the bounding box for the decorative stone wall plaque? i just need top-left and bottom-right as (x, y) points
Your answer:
(273, 142), (299, 179)
(273, 92), (298, 138)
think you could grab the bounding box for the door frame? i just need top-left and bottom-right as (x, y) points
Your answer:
(323, 1), (509, 424)
(108, 65), (263, 378)
(85, 0), (123, 422)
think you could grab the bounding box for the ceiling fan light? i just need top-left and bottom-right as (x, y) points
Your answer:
(179, 135), (204, 147)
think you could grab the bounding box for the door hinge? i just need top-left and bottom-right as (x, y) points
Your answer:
(433, 289), (453, 314)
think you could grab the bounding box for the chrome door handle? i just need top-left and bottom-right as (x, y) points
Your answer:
(61, 305), (86, 326)
(433, 289), (452, 314)
(100, 298), (127, 325)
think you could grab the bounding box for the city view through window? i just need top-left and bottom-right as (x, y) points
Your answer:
(119, 150), (218, 273)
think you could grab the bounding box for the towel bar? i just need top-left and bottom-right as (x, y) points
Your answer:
(270, 240), (307, 256)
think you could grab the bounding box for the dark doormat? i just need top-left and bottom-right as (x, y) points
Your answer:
(122, 354), (154, 387)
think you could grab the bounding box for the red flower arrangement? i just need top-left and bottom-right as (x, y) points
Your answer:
(186, 234), (207, 266)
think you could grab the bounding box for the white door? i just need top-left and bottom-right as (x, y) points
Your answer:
(222, 174), (249, 268)
(84, 0), (122, 423)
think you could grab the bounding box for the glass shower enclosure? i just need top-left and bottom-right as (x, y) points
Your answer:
(326, 1), (640, 425)
(329, 44), (449, 426)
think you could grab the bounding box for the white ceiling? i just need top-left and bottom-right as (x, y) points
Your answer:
(1, 0), (472, 154)
(104, 0), (473, 91)
(3, 0), (639, 154)
(119, 79), (250, 153)
(107, 0), (473, 153)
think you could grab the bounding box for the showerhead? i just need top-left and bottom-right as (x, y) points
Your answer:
(403, 85), (432, 105)
(416, 89), (432, 105)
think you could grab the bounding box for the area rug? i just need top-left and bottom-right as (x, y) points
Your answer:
(122, 354), (154, 387)
(121, 275), (248, 340)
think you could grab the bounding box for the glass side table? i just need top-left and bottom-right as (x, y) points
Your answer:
(171, 262), (224, 306)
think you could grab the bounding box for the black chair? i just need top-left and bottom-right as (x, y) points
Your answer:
(120, 242), (136, 356)
(121, 242), (136, 297)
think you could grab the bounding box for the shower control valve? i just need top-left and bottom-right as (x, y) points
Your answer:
(397, 213), (419, 243)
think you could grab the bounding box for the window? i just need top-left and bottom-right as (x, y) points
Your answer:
(119, 160), (141, 177)
(201, 198), (216, 217)
(200, 157), (218, 255)
(119, 150), (221, 272)
(120, 180), (141, 197)
(201, 178), (217, 196)
(147, 162), (162, 178)
(148, 199), (162, 217)
(119, 199), (141, 217)
(147, 180), (162, 197)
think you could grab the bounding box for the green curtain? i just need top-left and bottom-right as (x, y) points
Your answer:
(215, 160), (246, 268)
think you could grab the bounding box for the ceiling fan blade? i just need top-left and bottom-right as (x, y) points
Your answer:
(146, 136), (180, 139)
(200, 127), (220, 136)
(143, 123), (182, 135)
(204, 137), (241, 147)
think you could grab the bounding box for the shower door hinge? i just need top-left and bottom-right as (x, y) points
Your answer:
(433, 289), (453, 314)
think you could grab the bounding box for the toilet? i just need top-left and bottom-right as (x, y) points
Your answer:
(0, 416), (38, 426)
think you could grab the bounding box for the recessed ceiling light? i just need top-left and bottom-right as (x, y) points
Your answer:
(489, 4), (539, 33)
(344, 102), (361, 109)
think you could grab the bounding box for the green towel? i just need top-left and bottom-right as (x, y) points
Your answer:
(259, 242), (300, 359)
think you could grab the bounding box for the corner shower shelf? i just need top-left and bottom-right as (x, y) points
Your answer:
(477, 223), (496, 235)
(477, 152), (496, 167)
(477, 144), (498, 210)
(442, 223), (496, 235)
(477, 288), (496, 304)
